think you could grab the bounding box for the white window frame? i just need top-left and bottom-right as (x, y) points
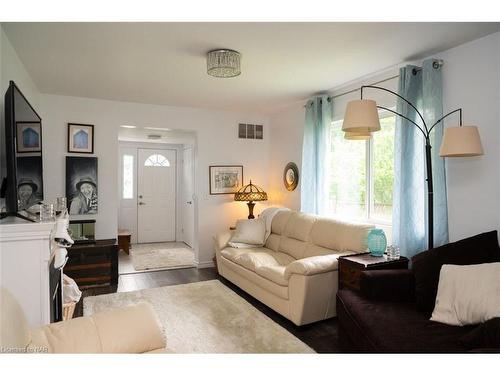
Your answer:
(330, 109), (395, 227)
(366, 109), (395, 226)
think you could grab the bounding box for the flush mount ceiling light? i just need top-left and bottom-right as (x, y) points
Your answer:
(207, 49), (241, 78)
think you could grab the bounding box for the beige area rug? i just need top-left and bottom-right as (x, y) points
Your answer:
(83, 280), (315, 353)
(130, 243), (194, 271)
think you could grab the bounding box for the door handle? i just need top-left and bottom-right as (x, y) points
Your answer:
(187, 201), (192, 204)
(138, 202), (146, 205)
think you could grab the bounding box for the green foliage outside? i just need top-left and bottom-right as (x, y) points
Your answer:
(328, 115), (395, 220)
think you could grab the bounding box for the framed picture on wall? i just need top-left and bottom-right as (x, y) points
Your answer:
(66, 156), (98, 215)
(67, 123), (94, 154)
(16, 121), (42, 153)
(209, 165), (243, 195)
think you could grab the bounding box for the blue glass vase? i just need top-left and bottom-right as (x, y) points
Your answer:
(367, 229), (387, 257)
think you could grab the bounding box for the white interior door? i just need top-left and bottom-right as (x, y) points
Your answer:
(138, 148), (176, 243)
(181, 147), (194, 247)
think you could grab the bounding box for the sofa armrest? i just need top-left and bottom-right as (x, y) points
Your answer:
(214, 231), (233, 252)
(29, 302), (165, 353)
(285, 254), (339, 279)
(360, 269), (415, 302)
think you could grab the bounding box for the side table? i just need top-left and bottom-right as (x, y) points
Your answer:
(338, 253), (409, 292)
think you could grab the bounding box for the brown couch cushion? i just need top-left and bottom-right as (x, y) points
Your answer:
(337, 290), (472, 353)
(411, 231), (500, 314)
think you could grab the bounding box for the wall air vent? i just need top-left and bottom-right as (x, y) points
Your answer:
(147, 134), (162, 140)
(238, 123), (263, 140)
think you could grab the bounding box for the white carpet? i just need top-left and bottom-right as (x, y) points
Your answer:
(130, 243), (194, 271)
(83, 280), (315, 353)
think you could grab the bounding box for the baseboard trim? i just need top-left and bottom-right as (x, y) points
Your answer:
(195, 260), (215, 269)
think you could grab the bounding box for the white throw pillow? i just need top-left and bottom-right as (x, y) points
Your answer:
(228, 218), (266, 247)
(430, 262), (500, 326)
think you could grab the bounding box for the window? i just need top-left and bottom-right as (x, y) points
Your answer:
(144, 154), (170, 167)
(328, 112), (395, 223)
(122, 154), (134, 199)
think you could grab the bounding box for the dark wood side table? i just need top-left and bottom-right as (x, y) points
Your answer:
(338, 253), (409, 292)
(65, 239), (119, 288)
(118, 229), (131, 255)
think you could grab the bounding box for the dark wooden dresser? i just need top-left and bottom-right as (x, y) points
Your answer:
(338, 253), (409, 292)
(65, 239), (119, 288)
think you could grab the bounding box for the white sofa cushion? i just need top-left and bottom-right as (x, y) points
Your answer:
(220, 247), (256, 262)
(229, 218), (267, 246)
(309, 217), (373, 254)
(285, 254), (340, 279)
(280, 212), (316, 259)
(270, 210), (292, 235)
(284, 212), (316, 242)
(430, 263), (500, 326)
(221, 247), (294, 272)
(255, 266), (289, 286)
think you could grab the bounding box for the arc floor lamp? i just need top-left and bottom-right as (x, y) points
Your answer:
(342, 85), (484, 250)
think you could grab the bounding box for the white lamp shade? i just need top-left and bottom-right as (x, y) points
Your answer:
(344, 131), (372, 140)
(342, 100), (381, 133)
(439, 125), (484, 157)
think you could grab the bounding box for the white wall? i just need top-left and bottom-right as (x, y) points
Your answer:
(269, 31), (500, 243)
(434, 32), (500, 241)
(39, 94), (270, 266)
(268, 105), (304, 210)
(0, 26), (41, 210)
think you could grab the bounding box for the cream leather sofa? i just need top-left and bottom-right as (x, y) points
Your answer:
(215, 210), (374, 326)
(0, 288), (166, 353)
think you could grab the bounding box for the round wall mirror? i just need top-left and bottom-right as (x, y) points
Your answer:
(283, 162), (299, 191)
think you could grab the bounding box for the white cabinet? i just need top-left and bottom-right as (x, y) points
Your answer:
(0, 217), (56, 328)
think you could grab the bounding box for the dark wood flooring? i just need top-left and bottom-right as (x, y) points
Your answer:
(75, 267), (339, 353)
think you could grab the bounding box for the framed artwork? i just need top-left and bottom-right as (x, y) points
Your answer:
(66, 156), (98, 215)
(67, 123), (94, 154)
(16, 156), (44, 211)
(16, 121), (42, 153)
(283, 162), (299, 191)
(209, 165), (244, 195)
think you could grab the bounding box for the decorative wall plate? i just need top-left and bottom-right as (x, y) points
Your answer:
(283, 162), (299, 191)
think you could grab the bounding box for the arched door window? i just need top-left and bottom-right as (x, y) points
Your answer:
(144, 154), (170, 167)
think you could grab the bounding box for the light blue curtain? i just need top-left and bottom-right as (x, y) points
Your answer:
(393, 59), (448, 258)
(300, 96), (332, 215)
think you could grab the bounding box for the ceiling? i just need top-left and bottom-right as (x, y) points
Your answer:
(4, 23), (500, 114)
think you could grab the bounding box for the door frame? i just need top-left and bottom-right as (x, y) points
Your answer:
(118, 141), (185, 244)
(181, 146), (195, 247)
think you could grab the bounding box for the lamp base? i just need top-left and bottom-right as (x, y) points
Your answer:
(247, 201), (255, 219)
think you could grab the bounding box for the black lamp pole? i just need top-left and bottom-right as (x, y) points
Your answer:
(361, 85), (463, 250)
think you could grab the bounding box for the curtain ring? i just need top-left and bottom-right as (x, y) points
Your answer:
(432, 60), (443, 69)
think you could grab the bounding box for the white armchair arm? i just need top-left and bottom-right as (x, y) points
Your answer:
(214, 230), (233, 252)
(29, 302), (165, 353)
(285, 254), (340, 279)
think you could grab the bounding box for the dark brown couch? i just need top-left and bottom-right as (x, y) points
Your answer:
(336, 231), (500, 353)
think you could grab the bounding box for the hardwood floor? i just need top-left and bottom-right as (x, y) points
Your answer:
(74, 266), (339, 353)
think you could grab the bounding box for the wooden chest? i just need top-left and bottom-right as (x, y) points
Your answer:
(338, 253), (409, 292)
(65, 239), (119, 288)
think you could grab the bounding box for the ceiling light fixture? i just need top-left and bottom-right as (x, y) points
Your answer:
(120, 125), (136, 129)
(207, 49), (241, 78)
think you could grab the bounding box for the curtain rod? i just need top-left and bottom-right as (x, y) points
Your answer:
(330, 74), (399, 100)
(305, 59), (444, 106)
